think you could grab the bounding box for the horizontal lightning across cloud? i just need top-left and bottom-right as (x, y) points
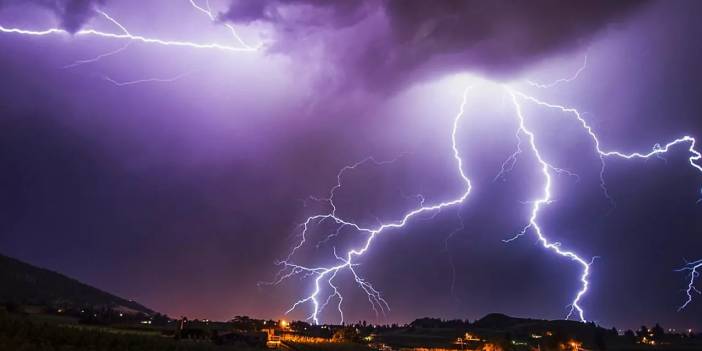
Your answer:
(0, 23), (255, 52)
(1, 2), (259, 86)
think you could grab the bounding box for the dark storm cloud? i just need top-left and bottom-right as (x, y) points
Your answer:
(224, 0), (375, 28)
(224, 0), (648, 91)
(0, 0), (104, 32)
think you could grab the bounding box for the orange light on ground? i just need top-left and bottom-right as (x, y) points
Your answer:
(564, 340), (583, 351)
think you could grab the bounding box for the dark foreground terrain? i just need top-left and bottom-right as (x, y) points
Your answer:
(0, 311), (261, 351)
(4, 309), (702, 351)
(2, 253), (702, 351)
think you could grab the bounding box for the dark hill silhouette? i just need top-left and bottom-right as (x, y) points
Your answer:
(0, 253), (153, 315)
(405, 313), (617, 350)
(473, 313), (536, 329)
(471, 313), (605, 338)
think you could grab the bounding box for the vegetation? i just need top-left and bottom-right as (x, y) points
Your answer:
(0, 312), (259, 351)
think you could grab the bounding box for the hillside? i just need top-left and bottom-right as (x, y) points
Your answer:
(0, 253), (153, 315)
(389, 313), (619, 350)
(472, 313), (607, 342)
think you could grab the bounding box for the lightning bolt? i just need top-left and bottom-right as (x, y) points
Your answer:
(516, 90), (702, 170)
(101, 71), (194, 87)
(0, 23), (255, 52)
(62, 10), (132, 69)
(496, 56), (589, 185)
(1, 3), (258, 87)
(187, 0), (261, 50)
(676, 259), (702, 311)
(526, 55), (588, 89)
(508, 89), (702, 312)
(276, 75), (702, 324)
(271, 87), (474, 325)
(0, 6), (258, 52)
(505, 88), (594, 322)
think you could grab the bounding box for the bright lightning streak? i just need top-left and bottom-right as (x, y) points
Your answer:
(188, 0), (261, 50)
(2, 6), (258, 86)
(0, 11), (257, 52)
(273, 87), (474, 324)
(509, 91), (702, 311)
(676, 259), (702, 311)
(526, 55), (588, 89)
(0, 25), (254, 51)
(506, 88), (594, 322)
(494, 127), (581, 184)
(512, 91), (702, 190)
(63, 10), (132, 69)
(96, 10), (131, 36)
(279, 78), (702, 324)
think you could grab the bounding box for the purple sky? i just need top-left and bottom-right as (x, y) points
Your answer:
(0, 0), (701, 330)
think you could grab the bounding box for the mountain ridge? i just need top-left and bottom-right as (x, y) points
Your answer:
(0, 253), (153, 315)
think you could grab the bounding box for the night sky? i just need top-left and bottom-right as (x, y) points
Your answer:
(1, 0), (701, 331)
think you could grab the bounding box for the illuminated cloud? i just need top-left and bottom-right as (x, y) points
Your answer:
(222, 0), (648, 91)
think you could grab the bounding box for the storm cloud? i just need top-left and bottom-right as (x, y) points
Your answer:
(223, 0), (648, 91)
(0, 0), (104, 32)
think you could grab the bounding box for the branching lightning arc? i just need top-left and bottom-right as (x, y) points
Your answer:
(267, 89), (474, 325)
(0, 19), (254, 52)
(1, 3), (701, 324)
(272, 78), (702, 324)
(0, 1), (259, 85)
(677, 259), (702, 311)
(508, 87), (702, 313)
